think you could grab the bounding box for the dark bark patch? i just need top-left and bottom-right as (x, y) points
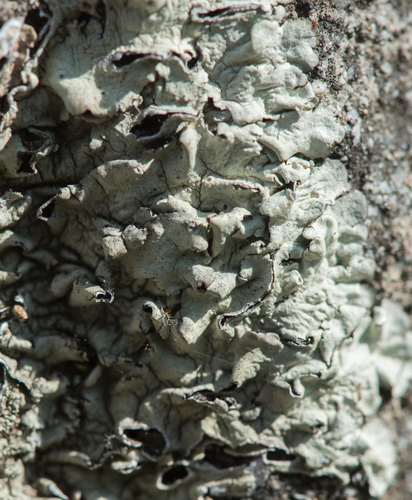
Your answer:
(202, 444), (253, 469)
(266, 449), (296, 462)
(161, 465), (188, 485)
(123, 428), (166, 457)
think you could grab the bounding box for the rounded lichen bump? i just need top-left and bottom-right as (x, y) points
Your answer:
(0, 1), (411, 499)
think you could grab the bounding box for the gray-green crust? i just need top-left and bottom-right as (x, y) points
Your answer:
(0, 1), (411, 499)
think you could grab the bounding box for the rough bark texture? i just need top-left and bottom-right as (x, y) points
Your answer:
(0, 0), (412, 499)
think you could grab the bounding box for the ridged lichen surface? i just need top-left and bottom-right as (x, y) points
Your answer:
(0, 1), (412, 499)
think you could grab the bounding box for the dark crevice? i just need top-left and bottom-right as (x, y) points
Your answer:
(312, 157), (325, 166)
(187, 389), (237, 410)
(295, 0), (311, 18)
(0, 57), (7, 72)
(131, 113), (171, 139)
(140, 80), (156, 107)
(219, 382), (238, 394)
(80, 110), (94, 119)
(379, 385), (393, 406)
(38, 199), (55, 220)
(266, 449), (296, 461)
(20, 129), (44, 150)
(11, 378), (32, 403)
(95, 0), (106, 26)
(110, 50), (196, 70)
(282, 335), (314, 347)
(94, 290), (114, 303)
(25, 7), (48, 34)
(161, 465), (188, 485)
(194, 4), (261, 21)
(191, 390), (218, 402)
(73, 337), (98, 363)
(187, 46), (203, 70)
(277, 180), (300, 195)
(112, 52), (149, 68)
(281, 258), (300, 266)
(203, 98), (232, 135)
(0, 364), (5, 392)
(17, 152), (34, 174)
(0, 95), (9, 114)
(197, 282), (207, 292)
(198, 7), (231, 18)
(130, 112), (179, 149)
(77, 12), (93, 29)
(75, 0), (106, 35)
(207, 496), (241, 500)
(123, 428), (166, 457)
(202, 444), (253, 469)
(25, 6), (49, 56)
(80, 110), (107, 123)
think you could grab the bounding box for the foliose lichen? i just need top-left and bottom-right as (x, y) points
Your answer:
(0, 1), (411, 499)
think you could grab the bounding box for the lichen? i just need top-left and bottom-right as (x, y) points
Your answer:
(0, 1), (411, 499)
